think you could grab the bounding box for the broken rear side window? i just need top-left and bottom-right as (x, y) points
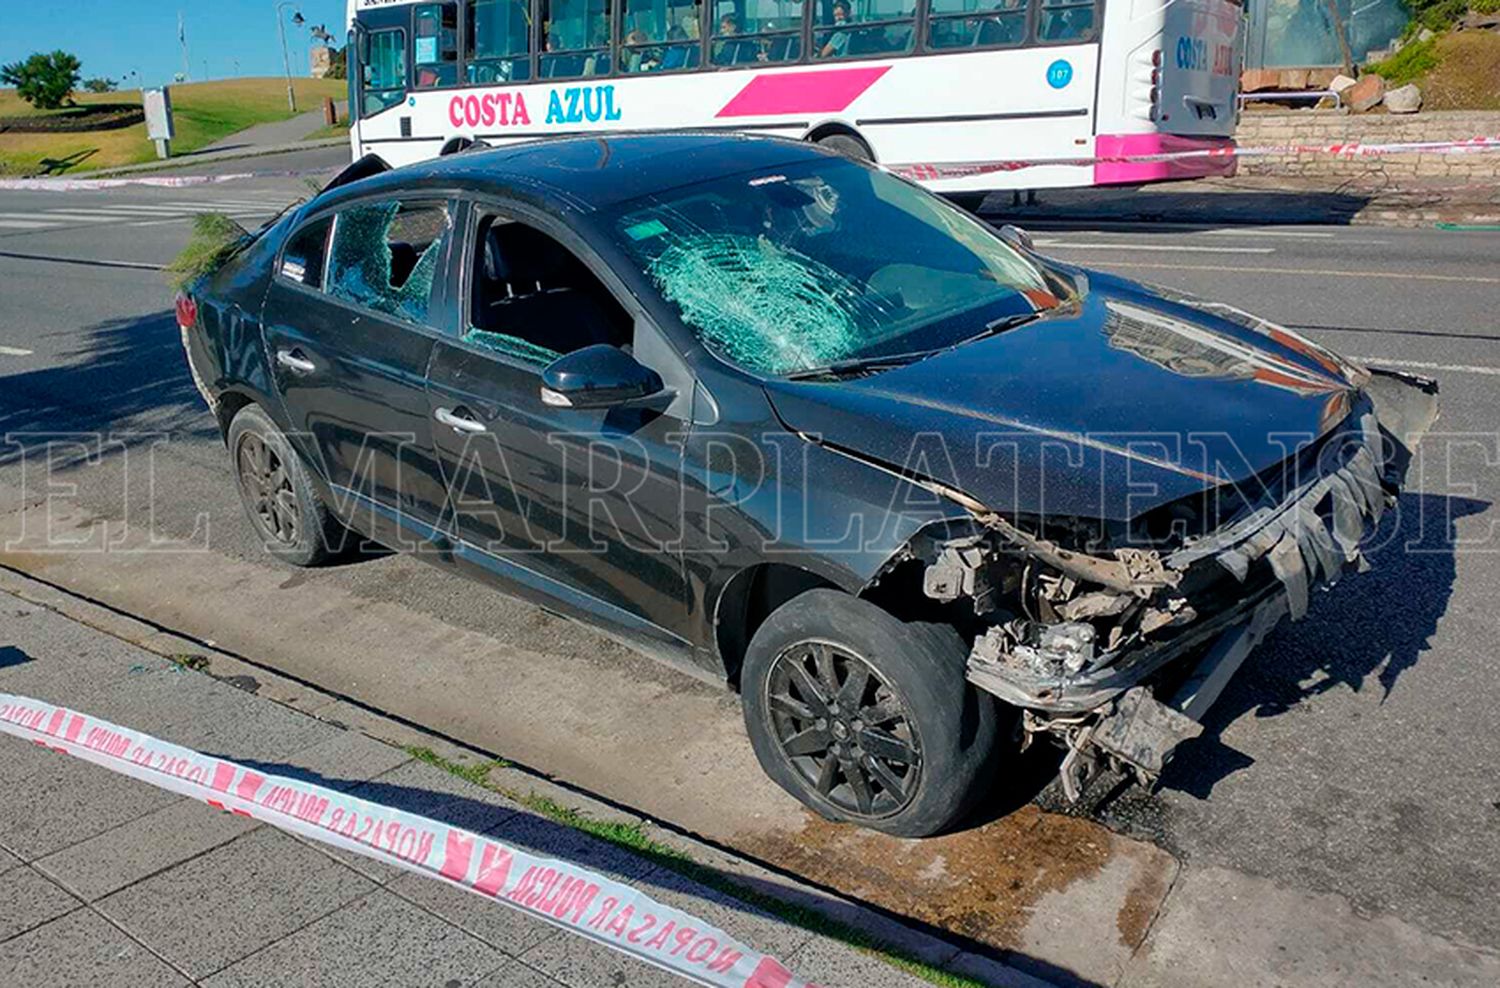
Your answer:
(328, 199), (452, 325)
(606, 158), (1056, 376)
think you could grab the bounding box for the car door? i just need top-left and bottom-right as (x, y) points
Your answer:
(261, 196), (456, 547)
(424, 200), (698, 658)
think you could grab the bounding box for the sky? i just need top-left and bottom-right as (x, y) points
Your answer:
(2, 0), (350, 90)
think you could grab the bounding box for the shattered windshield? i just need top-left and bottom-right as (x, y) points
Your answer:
(606, 158), (1059, 376)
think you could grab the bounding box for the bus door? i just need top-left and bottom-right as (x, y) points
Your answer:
(351, 6), (414, 144)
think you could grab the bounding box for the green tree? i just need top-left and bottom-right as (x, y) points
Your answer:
(82, 76), (117, 94)
(328, 46), (347, 80)
(0, 51), (83, 110)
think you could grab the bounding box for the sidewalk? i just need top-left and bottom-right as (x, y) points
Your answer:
(0, 580), (1043, 988)
(203, 105), (346, 154)
(977, 174), (1500, 229)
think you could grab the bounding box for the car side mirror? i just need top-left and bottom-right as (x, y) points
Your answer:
(540, 344), (670, 410)
(999, 224), (1034, 252)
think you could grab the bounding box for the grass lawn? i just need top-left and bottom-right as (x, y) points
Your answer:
(1368, 30), (1500, 111)
(0, 77), (346, 175)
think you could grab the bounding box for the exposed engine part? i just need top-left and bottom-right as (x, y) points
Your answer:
(977, 512), (1179, 598)
(921, 536), (997, 611)
(1089, 687), (1202, 781)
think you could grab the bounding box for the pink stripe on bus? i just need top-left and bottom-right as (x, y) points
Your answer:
(1093, 132), (1237, 185)
(716, 66), (890, 118)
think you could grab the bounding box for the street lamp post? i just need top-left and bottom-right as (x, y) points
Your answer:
(275, 2), (303, 112)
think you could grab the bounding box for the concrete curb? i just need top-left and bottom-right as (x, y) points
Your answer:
(0, 564), (1054, 988)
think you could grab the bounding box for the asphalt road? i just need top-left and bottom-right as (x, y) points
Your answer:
(2, 158), (1499, 959)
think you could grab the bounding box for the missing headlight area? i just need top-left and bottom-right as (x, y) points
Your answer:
(887, 369), (1439, 801)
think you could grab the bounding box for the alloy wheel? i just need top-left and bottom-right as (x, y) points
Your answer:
(765, 640), (923, 819)
(235, 432), (300, 547)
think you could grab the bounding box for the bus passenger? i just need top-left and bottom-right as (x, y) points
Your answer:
(818, 0), (852, 58)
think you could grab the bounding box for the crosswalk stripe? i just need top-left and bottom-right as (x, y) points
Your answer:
(161, 199), (293, 208)
(0, 213), (107, 224)
(24, 211), (123, 222)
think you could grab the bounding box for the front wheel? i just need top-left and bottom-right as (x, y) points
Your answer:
(741, 590), (1001, 837)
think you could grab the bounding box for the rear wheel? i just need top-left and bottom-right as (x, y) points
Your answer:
(943, 191), (990, 214)
(227, 404), (347, 567)
(741, 590), (1001, 837)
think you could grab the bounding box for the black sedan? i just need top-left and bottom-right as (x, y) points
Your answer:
(178, 134), (1436, 837)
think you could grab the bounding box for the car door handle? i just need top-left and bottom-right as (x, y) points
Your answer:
(435, 407), (488, 434)
(275, 348), (317, 375)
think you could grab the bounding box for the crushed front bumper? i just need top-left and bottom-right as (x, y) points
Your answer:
(964, 368), (1438, 792)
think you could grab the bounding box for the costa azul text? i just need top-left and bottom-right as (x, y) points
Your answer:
(447, 83), (624, 130)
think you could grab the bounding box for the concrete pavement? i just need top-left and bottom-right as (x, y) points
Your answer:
(1, 574), (1039, 988)
(1, 163), (1500, 986)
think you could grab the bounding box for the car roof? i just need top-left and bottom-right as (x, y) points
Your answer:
(325, 133), (831, 212)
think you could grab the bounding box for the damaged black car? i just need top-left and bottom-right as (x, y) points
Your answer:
(179, 134), (1437, 837)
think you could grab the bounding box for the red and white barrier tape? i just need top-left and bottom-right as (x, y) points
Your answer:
(0, 693), (817, 988)
(892, 135), (1500, 180)
(0, 170), (315, 192)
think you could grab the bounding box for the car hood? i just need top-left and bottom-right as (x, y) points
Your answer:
(762, 274), (1364, 521)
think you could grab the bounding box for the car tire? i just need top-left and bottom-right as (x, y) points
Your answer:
(814, 132), (872, 162)
(741, 589), (1001, 837)
(227, 404), (347, 567)
(943, 191), (990, 214)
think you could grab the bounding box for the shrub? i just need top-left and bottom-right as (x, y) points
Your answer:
(0, 51), (83, 110)
(1367, 36), (1440, 84)
(81, 77), (117, 94)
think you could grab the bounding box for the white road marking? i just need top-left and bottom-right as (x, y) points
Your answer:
(1101, 260), (1500, 284)
(1201, 229), (1338, 239)
(0, 211), (113, 224)
(0, 220), (55, 229)
(1034, 241), (1276, 254)
(0, 345), (33, 356)
(1354, 357), (1500, 376)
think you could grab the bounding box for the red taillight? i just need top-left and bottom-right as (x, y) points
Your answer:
(175, 293), (198, 330)
(1151, 48), (1162, 67)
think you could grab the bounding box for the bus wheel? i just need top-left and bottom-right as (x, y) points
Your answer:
(814, 132), (872, 162)
(440, 136), (490, 156)
(943, 192), (990, 215)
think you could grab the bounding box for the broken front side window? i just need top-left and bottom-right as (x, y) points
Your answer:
(328, 200), (452, 325)
(607, 157), (1056, 376)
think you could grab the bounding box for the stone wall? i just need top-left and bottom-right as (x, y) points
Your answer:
(1234, 110), (1500, 182)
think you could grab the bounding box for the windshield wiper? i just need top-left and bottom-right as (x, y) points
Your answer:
(785, 311), (1048, 382)
(962, 310), (1044, 345)
(784, 349), (936, 381)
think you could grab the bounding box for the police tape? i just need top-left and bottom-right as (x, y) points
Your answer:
(0, 693), (817, 988)
(891, 135), (1500, 180)
(0, 170), (310, 192)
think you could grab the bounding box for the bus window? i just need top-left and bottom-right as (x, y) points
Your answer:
(466, 0), (533, 82)
(1037, 0), (1095, 42)
(927, 0), (1026, 50)
(815, 0), (916, 60)
(711, 0), (802, 67)
(362, 29), (408, 115)
(414, 3), (460, 87)
(621, 0), (701, 73)
(540, 0), (613, 78)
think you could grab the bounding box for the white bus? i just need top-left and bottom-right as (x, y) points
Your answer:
(345, 0), (1242, 197)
